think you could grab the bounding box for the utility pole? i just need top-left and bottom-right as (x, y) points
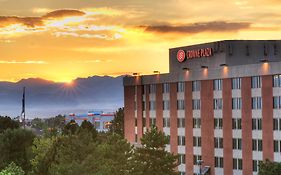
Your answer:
(21, 87), (26, 129)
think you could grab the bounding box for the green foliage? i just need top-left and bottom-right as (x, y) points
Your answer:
(30, 137), (55, 175)
(131, 126), (178, 175)
(84, 134), (133, 175)
(31, 118), (46, 130)
(109, 108), (124, 137)
(45, 115), (65, 130)
(79, 120), (98, 139)
(0, 129), (35, 173)
(259, 159), (281, 175)
(62, 120), (79, 135)
(0, 116), (19, 133)
(0, 162), (25, 175)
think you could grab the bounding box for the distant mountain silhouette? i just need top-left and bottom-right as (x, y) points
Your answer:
(0, 76), (124, 118)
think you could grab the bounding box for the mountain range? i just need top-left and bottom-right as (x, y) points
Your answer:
(0, 76), (125, 118)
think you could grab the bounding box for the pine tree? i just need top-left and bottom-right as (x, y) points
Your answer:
(131, 126), (179, 175)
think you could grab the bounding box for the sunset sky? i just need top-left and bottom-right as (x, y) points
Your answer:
(1, 0), (281, 82)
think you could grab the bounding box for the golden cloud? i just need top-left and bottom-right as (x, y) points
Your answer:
(0, 9), (86, 28)
(139, 21), (251, 34)
(43, 9), (86, 19)
(0, 60), (48, 64)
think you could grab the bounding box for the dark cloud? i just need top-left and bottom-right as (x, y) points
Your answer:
(43, 9), (85, 19)
(0, 9), (85, 28)
(0, 16), (43, 27)
(140, 21), (251, 34)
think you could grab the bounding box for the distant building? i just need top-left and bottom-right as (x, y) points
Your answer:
(65, 111), (115, 132)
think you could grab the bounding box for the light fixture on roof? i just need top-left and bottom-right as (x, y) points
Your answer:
(220, 63), (228, 67)
(201, 65), (208, 69)
(133, 73), (140, 76)
(182, 67), (190, 71)
(153, 71), (160, 74)
(259, 58), (268, 63)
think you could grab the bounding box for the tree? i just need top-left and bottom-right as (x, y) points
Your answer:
(31, 118), (46, 130)
(259, 159), (281, 175)
(109, 108), (124, 137)
(30, 137), (55, 175)
(130, 126), (178, 175)
(0, 116), (19, 133)
(45, 115), (65, 130)
(84, 133), (133, 175)
(0, 162), (25, 175)
(79, 120), (97, 139)
(62, 120), (79, 135)
(0, 129), (35, 173)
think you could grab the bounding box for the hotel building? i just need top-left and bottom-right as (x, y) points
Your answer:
(123, 40), (281, 175)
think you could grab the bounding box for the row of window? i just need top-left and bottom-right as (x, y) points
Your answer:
(179, 157), (261, 172)
(138, 116), (277, 133)
(145, 96), (278, 111)
(143, 74), (281, 95)
(161, 117), (264, 131)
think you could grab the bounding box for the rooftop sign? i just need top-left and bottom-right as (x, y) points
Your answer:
(177, 48), (213, 62)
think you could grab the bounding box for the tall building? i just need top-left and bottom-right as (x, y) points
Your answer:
(123, 40), (281, 175)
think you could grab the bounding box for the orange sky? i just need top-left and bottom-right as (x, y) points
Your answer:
(1, 0), (281, 82)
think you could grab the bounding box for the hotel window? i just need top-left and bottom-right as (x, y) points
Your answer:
(274, 140), (281, 152)
(135, 134), (138, 142)
(273, 118), (281, 130)
(149, 118), (156, 126)
(214, 79), (222, 91)
(178, 136), (186, 146)
(135, 118), (137, 127)
(149, 84), (156, 94)
(179, 154), (186, 164)
(177, 82), (185, 92)
(192, 99), (201, 110)
(214, 118), (223, 129)
(215, 157), (224, 168)
(214, 98), (223, 110)
(193, 155), (202, 165)
(233, 158), (243, 170)
(142, 101), (146, 111)
(233, 138), (242, 150)
(177, 100), (185, 110)
(251, 76), (261, 88)
(273, 96), (281, 109)
(163, 118), (170, 128)
(149, 101), (156, 110)
(193, 118), (201, 128)
(177, 118), (185, 128)
(252, 97), (262, 109)
(193, 137), (202, 147)
(163, 100), (170, 110)
(232, 98), (242, 110)
(252, 118), (262, 130)
(253, 160), (261, 172)
(273, 74), (281, 87)
(142, 117), (146, 127)
(192, 81), (201, 91)
(252, 139), (263, 151)
(163, 83), (170, 93)
(214, 137), (223, 149)
(232, 118), (242, 130)
(142, 85), (146, 94)
(232, 78), (242, 89)
(179, 172), (186, 175)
